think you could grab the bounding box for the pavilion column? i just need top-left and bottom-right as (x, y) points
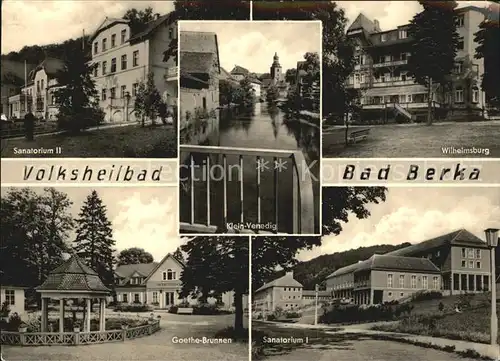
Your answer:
(41, 297), (48, 332)
(85, 298), (91, 332)
(99, 298), (106, 331)
(59, 299), (65, 333)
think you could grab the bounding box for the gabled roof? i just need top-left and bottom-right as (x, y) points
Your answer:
(347, 13), (380, 34)
(355, 254), (440, 273)
(180, 31), (218, 54)
(129, 12), (177, 44)
(231, 65), (249, 76)
(90, 17), (130, 42)
(386, 229), (488, 257)
(327, 260), (371, 278)
(115, 262), (159, 279)
(255, 273), (303, 293)
(30, 57), (65, 80)
(144, 253), (185, 283)
(249, 77), (262, 85)
(36, 254), (111, 293)
(181, 52), (215, 74)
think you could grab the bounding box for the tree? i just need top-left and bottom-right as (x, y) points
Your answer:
(265, 84), (279, 104)
(123, 7), (158, 34)
(117, 248), (154, 266)
(172, 247), (185, 264)
(220, 81), (238, 107)
(407, 1), (459, 125)
(474, 3), (500, 109)
(0, 188), (73, 291)
(53, 41), (102, 133)
(174, 0), (250, 20)
(134, 72), (162, 127)
(180, 237), (248, 335)
(73, 190), (116, 287)
(285, 68), (297, 84)
(300, 52), (321, 111)
(253, 1), (359, 123)
(322, 187), (387, 235)
(237, 76), (255, 107)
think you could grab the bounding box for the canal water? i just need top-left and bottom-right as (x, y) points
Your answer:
(180, 102), (320, 233)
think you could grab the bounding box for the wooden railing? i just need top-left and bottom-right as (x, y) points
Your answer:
(180, 145), (315, 234)
(0, 320), (160, 346)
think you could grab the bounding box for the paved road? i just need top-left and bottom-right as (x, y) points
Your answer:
(263, 338), (478, 361)
(1, 314), (248, 361)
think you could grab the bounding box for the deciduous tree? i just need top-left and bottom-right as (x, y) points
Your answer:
(134, 72), (162, 127)
(123, 7), (158, 34)
(265, 84), (279, 104)
(237, 77), (256, 107)
(285, 68), (297, 84)
(117, 248), (154, 266)
(73, 190), (116, 288)
(174, 0), (250, 20)
(407, 1), (459, 125)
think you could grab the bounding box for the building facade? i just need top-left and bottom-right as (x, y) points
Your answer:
(325, 229), (493, 305)
(1, 286), (26, 316)
(115, 253), (246, 309)
(179, 31), (220, 130)
(90, 14), (178, 123)
(230, 65), (250, 82)
(253, 271), (303, 313)
(1, 60), (35, 118)
(346, 6), (488, 122)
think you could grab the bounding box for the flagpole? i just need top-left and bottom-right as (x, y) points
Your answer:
(82, 29), (85, 51)
(24, 60), (28, 115)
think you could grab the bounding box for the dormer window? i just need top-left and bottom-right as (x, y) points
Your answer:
(456, 14), (464, 27)
(381, 33), (387, 42)
(398, 29), (407, 39)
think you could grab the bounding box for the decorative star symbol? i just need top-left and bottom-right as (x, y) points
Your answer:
(274, 158), (288, 172)
(256, 158), (270, 173)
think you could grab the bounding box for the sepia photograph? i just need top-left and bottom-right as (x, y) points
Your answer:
(251, 186), (500, 361)
(0, 0), (251, 158)
(178, 20), (321, 235)
(252, 0), (500, 158)
(0, 186), (249, 361)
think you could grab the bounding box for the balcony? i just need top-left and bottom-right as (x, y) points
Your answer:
(354, 280), (370, 289)
(165, 66), (178, 81)
(362, 101), (441, 110)
(372, 79), (416, 87)
(372, 59), (408, 68)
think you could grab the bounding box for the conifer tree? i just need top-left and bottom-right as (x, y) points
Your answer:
(73, 190), (116, 288)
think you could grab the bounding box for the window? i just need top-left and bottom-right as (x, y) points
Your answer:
(407, 94), (412, 103)
(381, 33), (387, 42)
(133, 50), (139, 66)
(476, 261), (481, 269)
(102, 38), (107, 51)
(469, 260), (474, 268)
(121, 54), (127, 70)
(111, 58), (117, 73)
(387, 274), (393, 287)
(5, 290), (15, 305)
(455, 62), (463, 74)
(411, 275), (417, 288)
(399, 29), (407, 39)
(400, 52), (407, 61)
(462, 260), (467, 267)
(484, 275), (490, 291)
(111, 34), (116, 48)
(399, 275), (405, 288)
(121, 29), (127, 44)
(41, 79), (44, 89)
(102, 61), (107, 75)
(456, 14), (465, 27)
(401, 72), (407, 81)
(455, 87), (464, 103)
(433, 277), (439, 290)
(457, 36), (464, 50)
(467, 248), (474, 258)
(461, 248), (466, 258)
(422, 276), (428, 289)
(475, 249), (481, 258)
(169, 27), (173, 39)
(400, 292), (404, 297)
(123, 293), (128, 302)
(167, 269), (176, 280)
(101, 88), (106, 101)
(121, 85), (126, 98)
(110, 87), (116, 99)
(94, 63), (98, 77)
(388, 292), (392, 297)
(436, 251), (440, 257)
(472, 87), (479, 103)
(134, 293), (140, 303)
(132, 83), (138, 96)
(94, 42), (98, 54)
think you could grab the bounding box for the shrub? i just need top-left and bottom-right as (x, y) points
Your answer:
(168, 305), (178, 314)
(1, 301), (10, 317)
(438, 302), (445, 312)
(192, 303), (220, 315)
(285, 311), (301, 319)
(8, 313), (22, 331)
(266, 314), (276, 321)
(411, 291), (443, 302)
(113, 304), (151, 312)
(320, 304), (397, 324)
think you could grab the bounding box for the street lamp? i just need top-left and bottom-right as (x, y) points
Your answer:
(485, 228), (499, 349)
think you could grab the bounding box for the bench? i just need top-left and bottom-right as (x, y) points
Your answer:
(347, 129), (370, 144)
(177, 307), (194, 315)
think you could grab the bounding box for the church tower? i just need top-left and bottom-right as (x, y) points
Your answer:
(270, 52), (282, 85)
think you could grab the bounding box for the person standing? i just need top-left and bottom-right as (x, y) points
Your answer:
(24, 110), (35, 141)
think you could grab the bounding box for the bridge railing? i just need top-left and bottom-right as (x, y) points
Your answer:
(179, 145), (315, 234)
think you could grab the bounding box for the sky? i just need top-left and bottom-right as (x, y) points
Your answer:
(1, 186), (185, 262)
(298, 187), (500, 262)
(3, 1), (493, 57)
(180, 21), (321, 74)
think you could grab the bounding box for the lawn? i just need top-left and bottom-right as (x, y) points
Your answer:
(323, 121), (500, 158)
(1, 124), (177, 158)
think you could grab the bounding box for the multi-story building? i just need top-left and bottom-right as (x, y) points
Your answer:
(302, 290), (332, 305)
(1, 60), (35, 118)
(179, 31), (220, 130)
(346, 6), (488, 122)
(115, 253), (247, 309)
(90, 13), (178, 123)
(253, 271), (303, 313)
(325, 229), (493, 305)
(7, 58), (64, 120)
(230, 65), (250, 82)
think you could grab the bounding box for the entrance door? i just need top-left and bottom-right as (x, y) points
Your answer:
(165, 292), (175, 307)
(373, 290), (383, 304)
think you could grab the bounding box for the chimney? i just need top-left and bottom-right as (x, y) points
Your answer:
(285, 270), (294, 277)
(373, 19), (380, 32)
